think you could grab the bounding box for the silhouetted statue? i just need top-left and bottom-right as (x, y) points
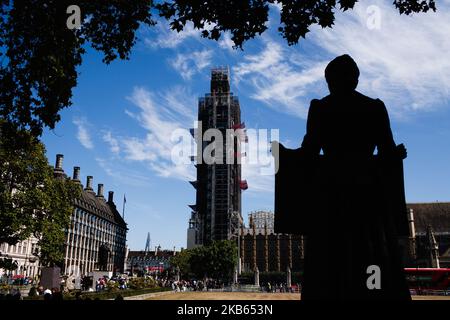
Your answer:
(273, 55), (411, 300)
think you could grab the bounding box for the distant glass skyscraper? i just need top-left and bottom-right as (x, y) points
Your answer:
(187, 67), (246, 248)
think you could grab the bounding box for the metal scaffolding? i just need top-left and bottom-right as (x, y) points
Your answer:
(187, 67), (246, 247)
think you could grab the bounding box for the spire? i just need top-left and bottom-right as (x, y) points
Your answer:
(145, 232), (151, 254)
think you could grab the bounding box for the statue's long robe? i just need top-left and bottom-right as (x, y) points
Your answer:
(274, 91), (411, 300)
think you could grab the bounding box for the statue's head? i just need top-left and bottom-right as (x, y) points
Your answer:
(325, 54), (359, 94)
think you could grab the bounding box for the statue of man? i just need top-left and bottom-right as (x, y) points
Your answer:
(274, 55), (410, 300)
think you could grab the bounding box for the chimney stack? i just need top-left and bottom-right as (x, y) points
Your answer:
(108, 191), (114, 203)
(55, 154), (64, 170)
(97, 184), (104, 198)
(85, 176), (93, 191)
(53, 154), (66, 177)
(73, 166), (80, 182)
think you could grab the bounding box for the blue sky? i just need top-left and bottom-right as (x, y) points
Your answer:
(42, 0), (450, 251)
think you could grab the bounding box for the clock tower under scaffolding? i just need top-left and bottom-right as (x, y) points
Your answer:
(187, 67), (247, 248)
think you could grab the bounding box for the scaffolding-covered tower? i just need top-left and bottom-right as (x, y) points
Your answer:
(187, 67), (247, 248)
(248, 211), (275, 232)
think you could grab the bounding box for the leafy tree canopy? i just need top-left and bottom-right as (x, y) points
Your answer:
(170, 247), (192, 277)
(37, 171), (81, 267)
(171, 240), (237, 281)
(0, 0), (437, 136)
(157, 0), (437, 47)
(0, 0), (155, 136)
(0, 121), (81, 267)
(0, 257), (18, 272)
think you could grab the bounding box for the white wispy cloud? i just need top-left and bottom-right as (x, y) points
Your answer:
(169, 49), (213, 80)
(218, 33), (236, 52)
(121, 85), (277, 192)
(233, 38), (327, 118)
(144, 21), (200, 49)
(241, 166), (274, 194)
(310, 0), (450, 117)
(103, 131), (120, 154)
(73, 117), (94, 149)
(234, 0), (450, 119)
(122, 86), (196, 181)
(241, 132), (275, 194)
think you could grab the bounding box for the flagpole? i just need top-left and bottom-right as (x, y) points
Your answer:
(122, 194), (126, 220)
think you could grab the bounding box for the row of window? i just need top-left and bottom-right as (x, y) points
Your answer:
(66, 244), (124, 263)
(73, 208), (126, 237)
(67, 233), (125, 253)
(130, 257), (172, 262)
(0, 241), (38, 256)
(70, 209), (126, 242)
(71, 226), (126, 241)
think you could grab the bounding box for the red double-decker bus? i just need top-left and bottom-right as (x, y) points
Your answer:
(146, 266), (164, 273)
(404, 268), (450, 293)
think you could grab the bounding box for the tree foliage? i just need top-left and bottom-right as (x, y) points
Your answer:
(0, 257), (18, 272)
(170, 247), (192, 277)
(170, 240), (238, 281)
(0, 123), (50, 245)
(0, 0), (155, 136)
(0, 1), (438, 137)
(36, 172), (81, 267)
(156, 0), (437, 46)
(0, 121), (80, 267)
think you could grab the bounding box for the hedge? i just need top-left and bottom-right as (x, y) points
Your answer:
(23, 286), (171, 300)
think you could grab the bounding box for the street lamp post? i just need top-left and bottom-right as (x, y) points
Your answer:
(13, 260), (18, 278)
(29, 256), (37, 280)
(237, 224), (241, 275)
(230, 211), (242, 285)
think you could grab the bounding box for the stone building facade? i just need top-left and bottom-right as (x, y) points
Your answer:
(404, 203), (450, 268)
(0, 237), (40, 278)
(239, 203), (450, 274)
(55, 155), (128, 276)
(126, 247), (177, 275)
(239, 211), (304, 273)
(0, 154), (128, 278)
